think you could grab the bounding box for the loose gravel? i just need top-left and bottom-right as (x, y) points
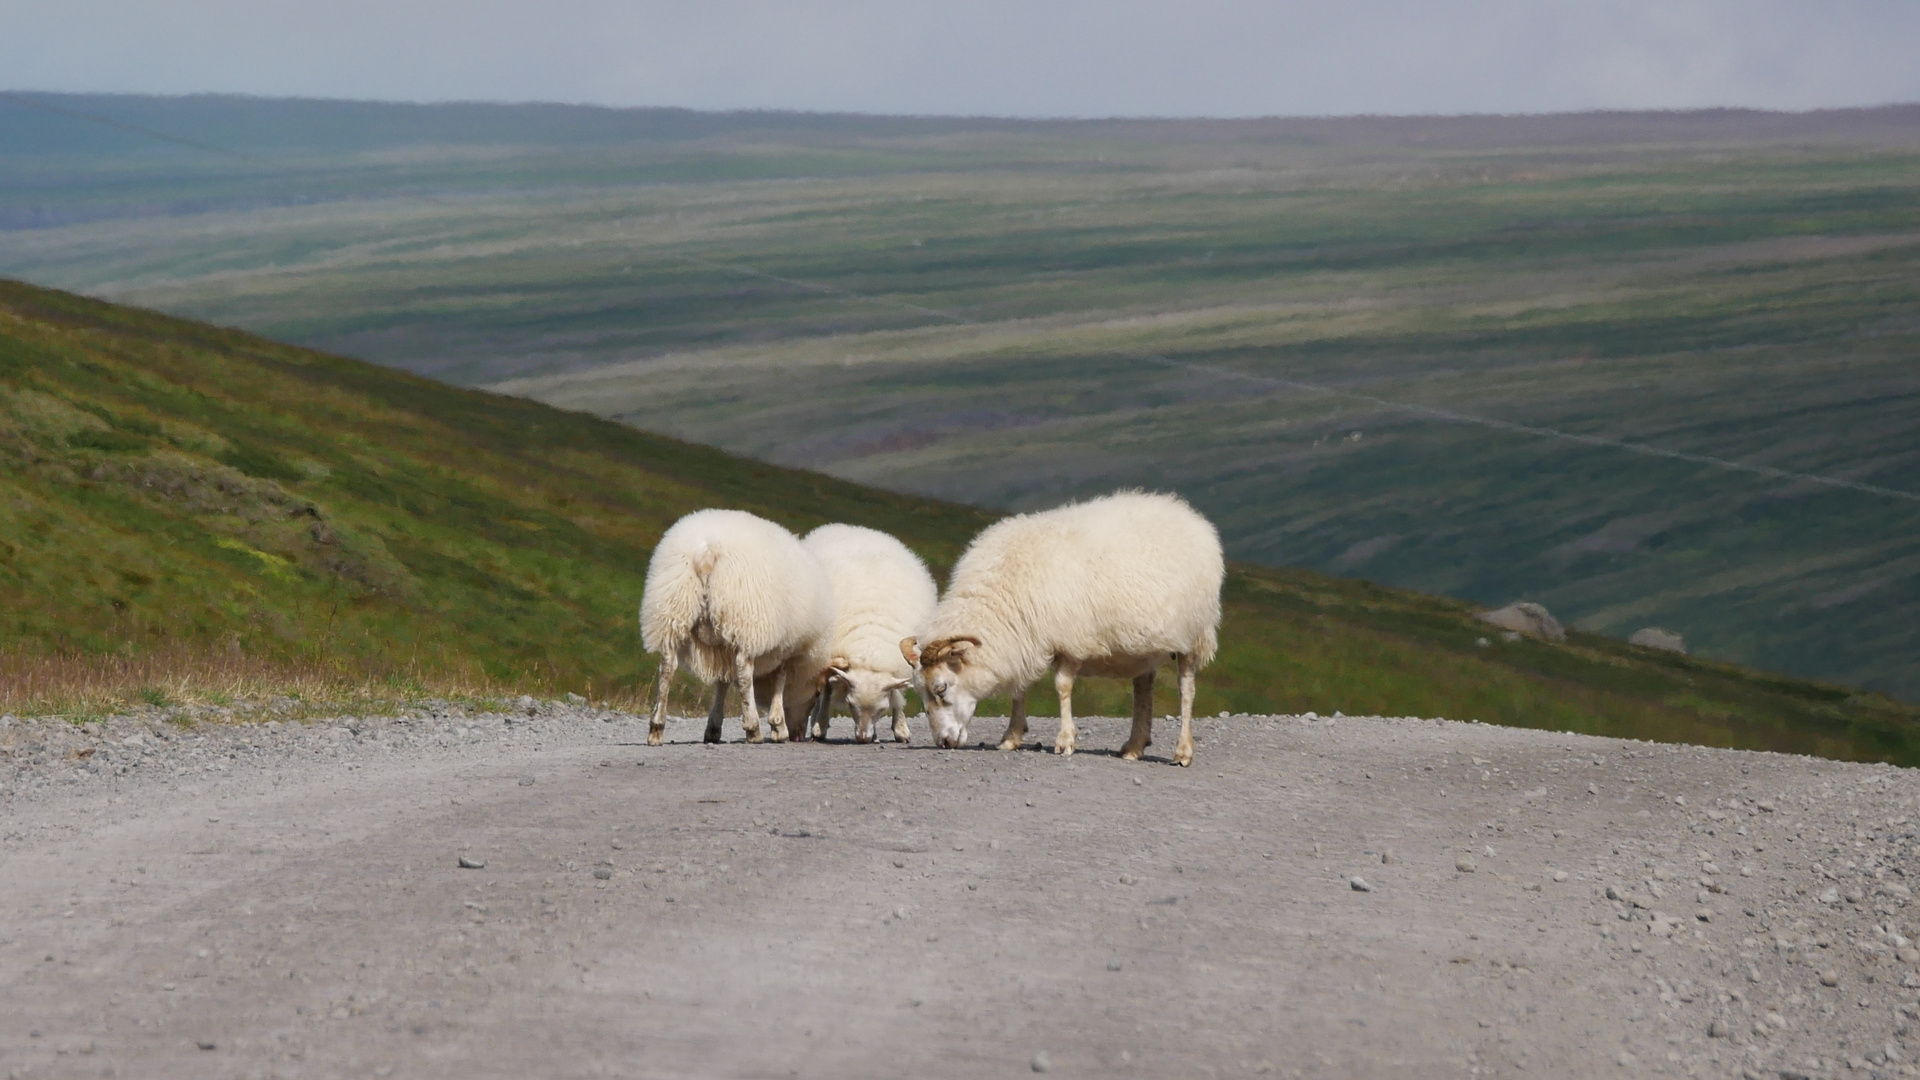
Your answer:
(4, 703), (1920, 1078)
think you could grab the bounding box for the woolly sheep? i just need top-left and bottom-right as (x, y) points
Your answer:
(799, 523), (938, 744)
(640, 509), (833, 745)
(901, 491), (1223, 766)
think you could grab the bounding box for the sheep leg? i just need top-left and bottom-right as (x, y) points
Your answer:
(890, 688), (911, 743)
(813, 681), (832, 740)
(1120, 669), (1155, 760)
(996, 688), (1028, 751)
(1052, 658), (1080, 757)
(767, 667), (791, 743)
(704, 680), (728, 743)
(1174, 652), (1196, 767)
(648, 650), (679, 746)
(735, 653), (763, 743)
(799, 680), (828, 743)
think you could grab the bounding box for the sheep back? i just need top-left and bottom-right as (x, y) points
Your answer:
(803, 523), (939, 679)
(640, 509), (832, 683)
(931, 491), (1223, 688)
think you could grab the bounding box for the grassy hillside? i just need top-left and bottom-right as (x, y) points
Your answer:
(2, 278), (1918, 764)
(3, 95), (1918, 697)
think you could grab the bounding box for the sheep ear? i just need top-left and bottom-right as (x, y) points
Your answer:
(828, 667), (852, 683)
(831, 656), (849, 670)
(946, 635), (982, 658)
(899, 637), (920, 665)
(882, 677), (913, 693)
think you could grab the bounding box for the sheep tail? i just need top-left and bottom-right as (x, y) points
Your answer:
(691, 543), (720, 582)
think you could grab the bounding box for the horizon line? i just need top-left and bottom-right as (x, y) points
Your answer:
(8, 88), (1920, 126)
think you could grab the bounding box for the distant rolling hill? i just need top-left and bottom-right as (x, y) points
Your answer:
(2, 278), (1917, 763)
(3, 94), (1918, 699)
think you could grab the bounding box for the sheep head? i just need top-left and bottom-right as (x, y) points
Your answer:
(829, 661), (916, 743)
(907, 635), (982, 748)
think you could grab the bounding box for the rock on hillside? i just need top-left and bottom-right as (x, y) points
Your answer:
(1477, 601), (1568, 641)
(1631, 626), (1689, 654)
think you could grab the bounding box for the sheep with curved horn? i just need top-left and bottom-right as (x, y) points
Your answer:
(903, 491), (1223, 765)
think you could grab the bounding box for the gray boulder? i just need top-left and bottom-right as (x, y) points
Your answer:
(1476, 602), (1566, 642)
(1629, 627), (1687, 654)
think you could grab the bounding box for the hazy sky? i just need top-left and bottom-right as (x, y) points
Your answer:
(4, 1), (1917, 118)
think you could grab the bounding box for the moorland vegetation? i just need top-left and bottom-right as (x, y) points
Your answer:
(3, 96), (1916, 697)
(1, 279), (1917, 764)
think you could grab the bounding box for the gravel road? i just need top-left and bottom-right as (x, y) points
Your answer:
(5, 700), (1920, 1079)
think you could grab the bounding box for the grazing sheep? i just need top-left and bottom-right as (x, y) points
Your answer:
(799, 523), (938, 744)
(902, 491), (1223, 766)
(640, 509), (833, 745)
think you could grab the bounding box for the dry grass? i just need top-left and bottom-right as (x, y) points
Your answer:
(0, 647), (518, 721)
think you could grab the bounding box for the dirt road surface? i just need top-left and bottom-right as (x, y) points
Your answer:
(6, 701), (1920, 1079)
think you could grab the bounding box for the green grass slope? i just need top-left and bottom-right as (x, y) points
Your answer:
(1, 278), (1917, 763)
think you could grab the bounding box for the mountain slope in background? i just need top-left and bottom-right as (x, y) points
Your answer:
(1, 279), (1917, 763)
(3, 95), (1918, 696)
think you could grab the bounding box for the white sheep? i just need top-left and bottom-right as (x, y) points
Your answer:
(901, 491), (1223, 766)
(640, 509), (833, 745)
(799, 523), (938, 744)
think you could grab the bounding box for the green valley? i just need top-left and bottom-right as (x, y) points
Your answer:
(3, 95), (1918, 696)
(1, 278), (1917, 764)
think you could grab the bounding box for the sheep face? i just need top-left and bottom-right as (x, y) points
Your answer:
(902, 635), (981, 749)
(833, 667), (913, 741)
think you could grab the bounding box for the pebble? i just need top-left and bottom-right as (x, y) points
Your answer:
(1456, 856), (1477, 873)
(593, 868), (613, 880)
(1107, 960), (1123, 971)
(1031, 1051), (1052, 1073)
(1820, 971), (1840, 987)
(1708, 1018), (1729, 1038)
(1551, 871), (1568, 882)
(458, 856), (487, 870)
(518, 776), (536, 786)
(1350, 876), (1372, 892)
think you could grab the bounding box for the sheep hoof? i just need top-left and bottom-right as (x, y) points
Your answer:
(1053, 743), (1074, 757)
(996, 739), (1019, 752)
(745, 730), (763, 744)
(1119, 747), (1144, 761)
(647, 731), (665, 747)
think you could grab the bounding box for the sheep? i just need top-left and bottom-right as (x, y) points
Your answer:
(798, 523), (938, 744)
(901, 491), (1223, 766)
(640, 509), (833, 745)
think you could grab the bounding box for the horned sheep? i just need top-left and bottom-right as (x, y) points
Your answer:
(640, 509), (833, 745)
(902, 491), (1223, 766)
(799, 523), (938, 744)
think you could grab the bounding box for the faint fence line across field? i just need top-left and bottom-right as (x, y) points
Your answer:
(679, 254), (1920, 506)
